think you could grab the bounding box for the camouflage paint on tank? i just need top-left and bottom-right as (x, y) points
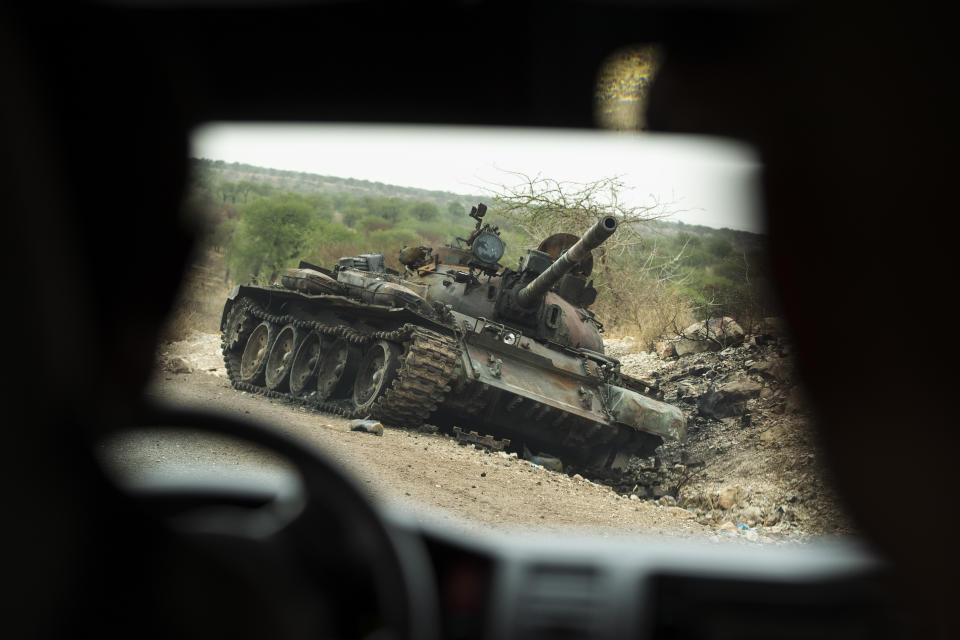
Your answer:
(219, 207), (687, 471)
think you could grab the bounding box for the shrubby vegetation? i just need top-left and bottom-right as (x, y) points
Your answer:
(188, 158), (776, 347)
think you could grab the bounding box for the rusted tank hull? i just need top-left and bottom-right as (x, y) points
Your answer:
(437, 310), (685, 466)
(221, 284), (684, 467)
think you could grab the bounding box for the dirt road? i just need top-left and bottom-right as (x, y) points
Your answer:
(99, 351), (823, 545)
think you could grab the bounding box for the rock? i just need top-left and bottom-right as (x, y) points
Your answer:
(749, 358), (791, 382)
(674, 337), (713, 357)
(635, 375), (658, 390)
(764, 507), (784, 526)
(629, 494), (639, 501)
(349, 419), (384, 436)
(675, 317), (745, 357)
(416, 423), (439, 434)
(717, 486), (740, 509)
(698, 381), (763, 419)
(658, 495), (677, 507)
(785, 387), (808, 414)
(741, 505), (764, 527)
(759, 424), (788, 444)
(527, 453), (563, 473)
(719, 521), (737, 531)
(572, 473), (584, 482)
(676, 381), (702, 400)
(657, 342), (677, 359)
(165, 356), (193, 374)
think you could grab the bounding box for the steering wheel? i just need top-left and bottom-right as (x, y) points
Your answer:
(122, 405), (439, 640)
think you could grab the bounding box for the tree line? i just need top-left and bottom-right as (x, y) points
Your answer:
(188, 162), (776, 347)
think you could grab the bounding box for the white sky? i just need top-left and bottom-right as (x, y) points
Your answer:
(192, 123), (765, 233)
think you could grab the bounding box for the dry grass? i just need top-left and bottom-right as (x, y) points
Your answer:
(593, 277), (696, 349)
(161, 248), (234, 342)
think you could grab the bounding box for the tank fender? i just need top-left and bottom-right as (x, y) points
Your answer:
(337, 269), (432, 315)
(367, 281), (431, 312)
(281, 268), (343, 295)
(606, 385), (687, 442)
(220, 285), (242, 331)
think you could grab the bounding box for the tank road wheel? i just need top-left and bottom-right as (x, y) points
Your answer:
(265, 323), (301, 392)
(316, 337), (360, 402)
(222, 300), (259, 384)
(239, 321), (274, 386)
(289, 330), (323, 401)
(353, 340), (402, 414)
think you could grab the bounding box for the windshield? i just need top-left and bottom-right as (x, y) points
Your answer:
(96, 118), (857, 545)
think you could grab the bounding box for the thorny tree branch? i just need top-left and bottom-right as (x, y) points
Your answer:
(481, 170), (685, 255)
(480, 170), (696, 343)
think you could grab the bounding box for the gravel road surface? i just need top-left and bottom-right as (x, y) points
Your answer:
(97, 368), (737, 541)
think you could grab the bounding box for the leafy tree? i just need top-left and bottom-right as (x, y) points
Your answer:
(367, 228), (422, 255)
(248, 181), (276, 198)
(305, 193), (334, 221)
(707, 236), (733, 259)
(210, 218), (237, 252)
(358, 217), (395, 233)
(228, 195), (317, 284)
(218, 181), (239, 204)
(447, 200), (465, 218)
(235, 180), (258, 203)
(675, 232), (701, 248)
(364, 196), (404, 222)
(408, 201), (440, 221)
(340, 202), (367, 228)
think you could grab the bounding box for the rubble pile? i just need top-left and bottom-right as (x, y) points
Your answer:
(601, 318), (854, 538)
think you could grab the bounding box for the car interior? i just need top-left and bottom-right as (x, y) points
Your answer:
(2, 1), (954, 638)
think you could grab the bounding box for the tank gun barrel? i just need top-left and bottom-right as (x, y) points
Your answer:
(516, 216), (618, 308)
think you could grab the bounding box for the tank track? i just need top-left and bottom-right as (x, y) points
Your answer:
(223, 297), (460, 427)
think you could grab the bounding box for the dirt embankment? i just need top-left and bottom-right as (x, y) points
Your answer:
(603, 335), (853, 538)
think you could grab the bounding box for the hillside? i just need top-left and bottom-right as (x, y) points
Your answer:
(192, 157), (486, 208)
(192, 157), (761, 242)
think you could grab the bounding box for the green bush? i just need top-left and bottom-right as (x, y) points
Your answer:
(407, 201), (440, 221)
(358, 217), (395, 233)
(228, 195), (318, 284)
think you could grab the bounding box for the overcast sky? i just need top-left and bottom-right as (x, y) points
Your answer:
(192, 123), (765, 233)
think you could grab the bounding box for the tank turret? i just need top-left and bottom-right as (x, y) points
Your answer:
(219, 203), (685, 475)
(515, 216), (617, 308)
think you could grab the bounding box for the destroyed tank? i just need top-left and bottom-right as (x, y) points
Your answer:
(220, 204), (685, 471)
